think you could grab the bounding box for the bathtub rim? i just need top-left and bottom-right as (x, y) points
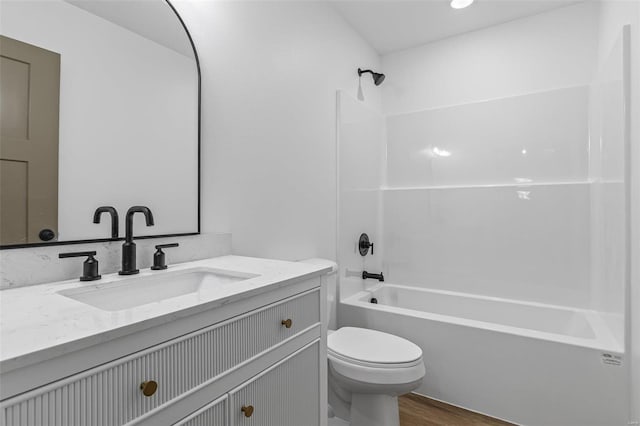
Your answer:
(341, 283), (623, 353)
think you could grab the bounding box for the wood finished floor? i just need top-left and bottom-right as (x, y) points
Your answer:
(399, 394), (514, 426)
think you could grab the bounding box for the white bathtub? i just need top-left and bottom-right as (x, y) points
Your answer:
(339, 283), (626, 426)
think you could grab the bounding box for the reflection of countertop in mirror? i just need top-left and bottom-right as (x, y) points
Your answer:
(0, 255), (331, 373)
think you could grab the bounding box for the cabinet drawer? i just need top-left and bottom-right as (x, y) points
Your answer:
(229, 340), (320, 426)
(174, 395), (227, 426)
(2, 288), (320, 426)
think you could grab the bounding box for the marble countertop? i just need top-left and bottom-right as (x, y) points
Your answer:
(0, 255), (332, 373)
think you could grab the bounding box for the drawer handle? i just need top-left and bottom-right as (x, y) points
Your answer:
(140, 380), (158, 397)
(281, 318), (293, 328)
(241, 405), (254, 417)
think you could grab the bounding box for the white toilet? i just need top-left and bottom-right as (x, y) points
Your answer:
(327, 327), (425, 426)
(298, 259), (425, 426)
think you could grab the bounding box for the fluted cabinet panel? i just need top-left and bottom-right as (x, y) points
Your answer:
(174, 395), (227, 426)
(230, 341), (320, 426)
(2, 289), (320, 426)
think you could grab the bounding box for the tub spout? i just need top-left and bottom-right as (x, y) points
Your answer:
(362, 271), (384, 282)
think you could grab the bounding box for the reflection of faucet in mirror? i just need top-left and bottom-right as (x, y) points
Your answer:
(119, 206), (154, 276)
(93, 206), (119, 239)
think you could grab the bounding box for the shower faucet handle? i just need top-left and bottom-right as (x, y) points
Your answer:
(367, 242), (374, 255)
(359, 233), (374, 256)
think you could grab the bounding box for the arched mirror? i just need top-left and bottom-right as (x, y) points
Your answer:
(0, 0), (200, 248)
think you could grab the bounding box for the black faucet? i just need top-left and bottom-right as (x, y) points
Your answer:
(362, 271), (384, 282)
(119, 206), (154, 275)
(93, 206), (119, 238)
(59, 251), (101, 281)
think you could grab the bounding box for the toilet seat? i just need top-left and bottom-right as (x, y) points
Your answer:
(328, 350), (424, 369)
(328, 327), (423, 365)
(327, 327), (425, 385)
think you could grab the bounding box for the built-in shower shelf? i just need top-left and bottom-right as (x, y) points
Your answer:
(381, 179), (623, 191)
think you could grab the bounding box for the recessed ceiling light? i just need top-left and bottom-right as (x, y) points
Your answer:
(450, 0), (474, 9)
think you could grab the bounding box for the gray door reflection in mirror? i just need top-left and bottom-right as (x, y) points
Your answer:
(0, 36), (60, 245)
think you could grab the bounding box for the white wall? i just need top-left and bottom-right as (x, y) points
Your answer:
(1, 0), (198, 240)
(173, 0), (382, 262)
(385, 86), (590, 187)
(378, 2), (600, 308)
(633, 10), (640, 421)
(381, 2), (598, 115)
(633, 4), (640, 422)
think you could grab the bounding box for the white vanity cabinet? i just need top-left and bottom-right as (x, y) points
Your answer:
(177, 341), (320, 426)
(175, 396), (228, 426)
(228, 341), (320, 426)
(1, 279), (325, 426)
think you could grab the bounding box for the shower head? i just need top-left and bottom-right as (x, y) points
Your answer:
(358, 68), (385, 86)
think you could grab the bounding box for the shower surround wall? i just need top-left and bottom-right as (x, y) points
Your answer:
(380, 1), (600, 309)
(383, 86), (591, 307)
(378, 0), (634, 342)
(337, 91), (385, 301)
(589, 26), (629, 345)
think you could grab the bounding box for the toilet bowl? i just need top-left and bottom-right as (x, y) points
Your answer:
(327, 327), (425, 426)
(296, 259), (425, 426)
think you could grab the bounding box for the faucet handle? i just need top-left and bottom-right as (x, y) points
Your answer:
(151, 243), (179, 270)
(155, 243), (179, 250)
(59, 251), (101, 281)
(359, 233), (374, 256)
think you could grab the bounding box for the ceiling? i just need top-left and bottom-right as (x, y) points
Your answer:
(330, 0), (585, 55)
(65, 0), (195, 58)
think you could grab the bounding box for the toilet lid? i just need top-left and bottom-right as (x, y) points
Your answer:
(328, 327), (422, 365)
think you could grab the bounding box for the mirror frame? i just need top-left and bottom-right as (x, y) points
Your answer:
(1, 0), (201, 250)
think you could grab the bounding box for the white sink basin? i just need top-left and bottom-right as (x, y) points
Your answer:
(58, 268), (259, 311)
